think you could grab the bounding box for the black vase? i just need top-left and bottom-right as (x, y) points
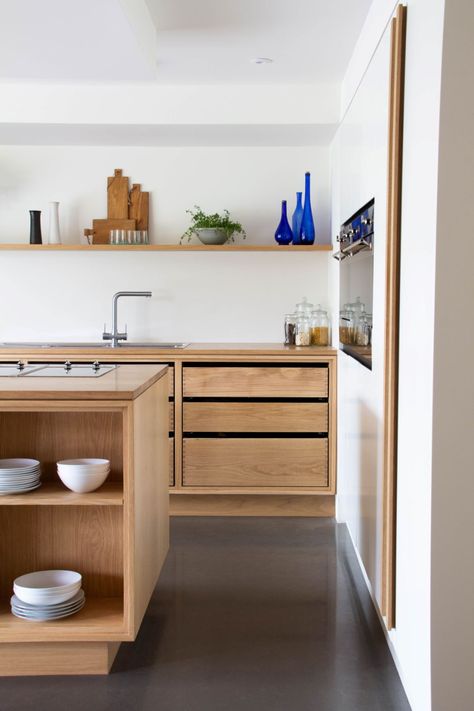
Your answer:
(29, 210), (42, 244)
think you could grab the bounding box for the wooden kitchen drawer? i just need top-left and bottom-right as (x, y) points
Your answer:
(169, 437), (174, 487)
(168, 368), (174, 397)
(182, 366), (328, 398)
(183, 401), (328, 433)
(182, 437), (328, 488)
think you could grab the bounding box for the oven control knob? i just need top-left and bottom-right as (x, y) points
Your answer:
(92, 361), (100, 372)
(64, 361), (72, 371)
(16, 361), (25, 371)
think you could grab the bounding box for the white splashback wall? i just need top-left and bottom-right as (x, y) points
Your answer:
(0, 145), (330, 342)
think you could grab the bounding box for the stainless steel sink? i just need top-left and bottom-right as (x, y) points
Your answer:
(117, 342), (189, 349)
(0, 342), (189, 349)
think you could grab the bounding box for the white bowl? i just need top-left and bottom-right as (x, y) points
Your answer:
(57, 459), (110, 469)
(57, 467), (109, 493)
(14, 570), (82, 605)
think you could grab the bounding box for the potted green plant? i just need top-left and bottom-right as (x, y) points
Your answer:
(180, 206), (246, 245)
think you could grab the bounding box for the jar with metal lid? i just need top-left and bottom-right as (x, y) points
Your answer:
(295, 315), (311, 346)
(310, 305), (330, 346)
(284, 313), (297, 345)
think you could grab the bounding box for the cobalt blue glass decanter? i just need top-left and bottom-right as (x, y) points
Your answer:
(300, 172), (315, 244)
(274, 200), (293, 245)
(292, 191), (303, 244)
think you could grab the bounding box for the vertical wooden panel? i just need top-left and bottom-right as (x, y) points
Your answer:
(132, 377), (169, 634)
(382, 4), (407, 630)
(173, 362), (183, 489)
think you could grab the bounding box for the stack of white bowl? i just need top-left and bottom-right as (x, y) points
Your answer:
(0, 458), (41, 495)
(11, 570), (84, 621)
(57, 458), (110, 493)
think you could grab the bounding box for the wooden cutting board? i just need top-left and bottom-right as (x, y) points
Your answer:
(92, 218), (136, 244)
(129, 183), (149, 230)
(107, 169), (129, 219)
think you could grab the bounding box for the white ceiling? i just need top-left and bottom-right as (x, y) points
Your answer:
(146, 0), (373, 84)
(0, 0), (372, 85)
(0, 0), (155, 82)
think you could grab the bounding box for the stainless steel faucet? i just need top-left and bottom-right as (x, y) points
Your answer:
(103, 291), (152, 348)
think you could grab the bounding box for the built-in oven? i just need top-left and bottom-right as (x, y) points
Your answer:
(334, 199), (374, 369)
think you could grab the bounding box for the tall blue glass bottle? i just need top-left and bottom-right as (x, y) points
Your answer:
(292, 192), (303, 244)
(300, 172), (315, 244)
(274, 200), (293, 245)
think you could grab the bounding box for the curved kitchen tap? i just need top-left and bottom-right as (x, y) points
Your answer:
(102, 291), (152, 348)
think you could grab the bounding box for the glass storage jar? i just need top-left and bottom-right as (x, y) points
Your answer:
(339, 307), (351, 344)
(310, 305), (330, 346)
(295, 315), (311, 346)
(295, 297), (314, 316)
(356, 311), (370, 346)
(284, 313), (297, 345)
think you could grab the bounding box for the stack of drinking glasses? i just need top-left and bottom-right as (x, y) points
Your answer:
(109, 229), (149, 246)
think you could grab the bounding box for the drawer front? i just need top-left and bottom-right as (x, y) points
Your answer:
(182, 438), (328, 488)
(169, 402), (174, 431)
(183, 401), (328, 433)
(183, 366), (328, 398)
(169, 437), (174, 487)
(168, 367), (174, 397)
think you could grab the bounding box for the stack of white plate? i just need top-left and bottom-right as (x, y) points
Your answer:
(57, 458), (110, 493)
(0, 458), (41, 495)
(11, 570), (84, 621)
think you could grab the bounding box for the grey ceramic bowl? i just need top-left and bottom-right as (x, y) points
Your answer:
(195, 228), (230, 245)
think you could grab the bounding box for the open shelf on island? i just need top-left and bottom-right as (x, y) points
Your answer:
(0, 481), (123, 506)
(0, 597), (126, 642)
(0, 243), (332, 252)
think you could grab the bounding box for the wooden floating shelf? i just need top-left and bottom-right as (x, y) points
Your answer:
(0, 243), (333, 252)
(0, 481), (123, 506)
(0, 597), (125, 642)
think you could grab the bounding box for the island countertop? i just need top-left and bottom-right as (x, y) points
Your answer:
(0, 343), (337, 361)
(0, 364), (168, 400)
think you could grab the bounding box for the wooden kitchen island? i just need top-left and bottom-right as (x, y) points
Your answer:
(0, 345), (337, 518)
(0, 364), (169, 675)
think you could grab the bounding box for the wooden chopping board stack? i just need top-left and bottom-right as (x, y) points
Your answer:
(84, 169), (149, 244)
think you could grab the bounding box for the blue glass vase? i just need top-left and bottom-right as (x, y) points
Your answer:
(274, 200), (293, 245)
(292, 192), (303, 244)
(300, 172), (315, 244)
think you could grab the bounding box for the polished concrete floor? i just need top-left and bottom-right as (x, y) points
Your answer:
(1, 518), (410, 711)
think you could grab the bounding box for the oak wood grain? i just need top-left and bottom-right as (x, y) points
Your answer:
(170, 494), (335, 517)
(183, 401), (328, 433)
(0, 506), (123, 599)
(183, 366), (328, 397)
(183, 438), (328, 488)
(132, 377), (169, 634)
(107, 169), (129, 219)
(0, 641), (119, 675)
(0, 364), (168, 400)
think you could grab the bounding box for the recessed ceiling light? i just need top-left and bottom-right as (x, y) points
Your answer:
(252, 57), (273, 64)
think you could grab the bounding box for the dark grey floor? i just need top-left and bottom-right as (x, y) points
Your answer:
(1, 518), (410, 711)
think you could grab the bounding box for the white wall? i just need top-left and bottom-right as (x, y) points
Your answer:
(332, 1), (446, 710)
(331, 24), (391, 597)
(430, 1), (474, 708)
(0, 145), (331, 342)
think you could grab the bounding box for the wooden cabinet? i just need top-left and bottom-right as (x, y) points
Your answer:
(0, 366), (169, 676)
(173, 358), (336, 512)
(3, 350), (336, 516)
